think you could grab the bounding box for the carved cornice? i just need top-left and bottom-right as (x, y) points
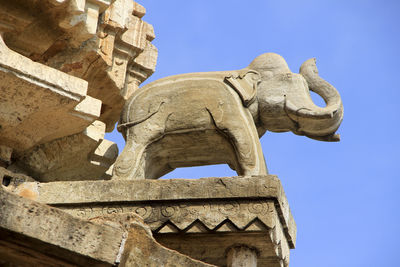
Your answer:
(9, 175), (296, 249)
(58, 195), (289, 266)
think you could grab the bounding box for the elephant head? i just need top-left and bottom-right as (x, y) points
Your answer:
(246, 53), (343, 141)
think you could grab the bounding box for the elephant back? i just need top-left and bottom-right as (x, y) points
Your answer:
(116, 70), (259, 138)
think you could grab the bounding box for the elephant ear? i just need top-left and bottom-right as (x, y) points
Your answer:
(224, 69), (260, 107)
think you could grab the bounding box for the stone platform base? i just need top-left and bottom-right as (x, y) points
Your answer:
(4, 174), (296, 266)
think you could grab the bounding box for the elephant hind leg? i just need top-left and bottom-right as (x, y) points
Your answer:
(114, 111), (167, 180)
(113, 142), (175, 180)
(112, 141), (147, 180)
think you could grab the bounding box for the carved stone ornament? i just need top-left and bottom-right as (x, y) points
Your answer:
(114, 53), (343, 179)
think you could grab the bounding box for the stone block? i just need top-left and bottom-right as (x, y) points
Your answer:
(0, 167), (35, 191)
(90, 213), (215, 267)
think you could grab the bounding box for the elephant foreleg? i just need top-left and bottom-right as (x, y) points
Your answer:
(210, 108), (268, 176)
(229, 126), (267, 176)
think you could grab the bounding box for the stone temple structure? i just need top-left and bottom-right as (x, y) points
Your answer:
(0, 1), (343, 266)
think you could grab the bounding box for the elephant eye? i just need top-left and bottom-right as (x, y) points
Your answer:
(261, 71), (273, 80)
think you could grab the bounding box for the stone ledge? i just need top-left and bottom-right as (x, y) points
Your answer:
(11, 175), (296, 249)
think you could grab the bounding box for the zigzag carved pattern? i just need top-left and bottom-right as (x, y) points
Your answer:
(155, 217), (269, 234)
(154, 218), (289, 265)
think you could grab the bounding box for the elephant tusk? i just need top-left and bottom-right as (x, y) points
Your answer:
(306, 133), (341, 142)
(284, 98), (334, 120)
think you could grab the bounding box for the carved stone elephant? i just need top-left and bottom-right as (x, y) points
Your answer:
(113, 53), (343, 180)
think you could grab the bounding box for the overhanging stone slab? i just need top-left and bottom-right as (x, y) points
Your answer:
(0, 188), (123, 266)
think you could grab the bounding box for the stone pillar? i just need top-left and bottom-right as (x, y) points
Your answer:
(226, 245), (258, 267)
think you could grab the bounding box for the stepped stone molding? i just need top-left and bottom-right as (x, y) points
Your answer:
(0, 35), (100, 157)
(0, 0), (157, 180)
(0, 0), (111, 57)
(7, 175), (296, 266)
(45, 0), (158, 131)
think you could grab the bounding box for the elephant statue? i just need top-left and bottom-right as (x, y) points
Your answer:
(113, 53), (343, 180)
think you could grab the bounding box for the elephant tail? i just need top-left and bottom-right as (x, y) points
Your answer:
(117, 101), (165, 132)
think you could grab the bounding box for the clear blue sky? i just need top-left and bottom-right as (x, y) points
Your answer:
(106, 1), (400, 266)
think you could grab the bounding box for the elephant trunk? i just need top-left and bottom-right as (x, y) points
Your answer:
(286, 58), (343, 141)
